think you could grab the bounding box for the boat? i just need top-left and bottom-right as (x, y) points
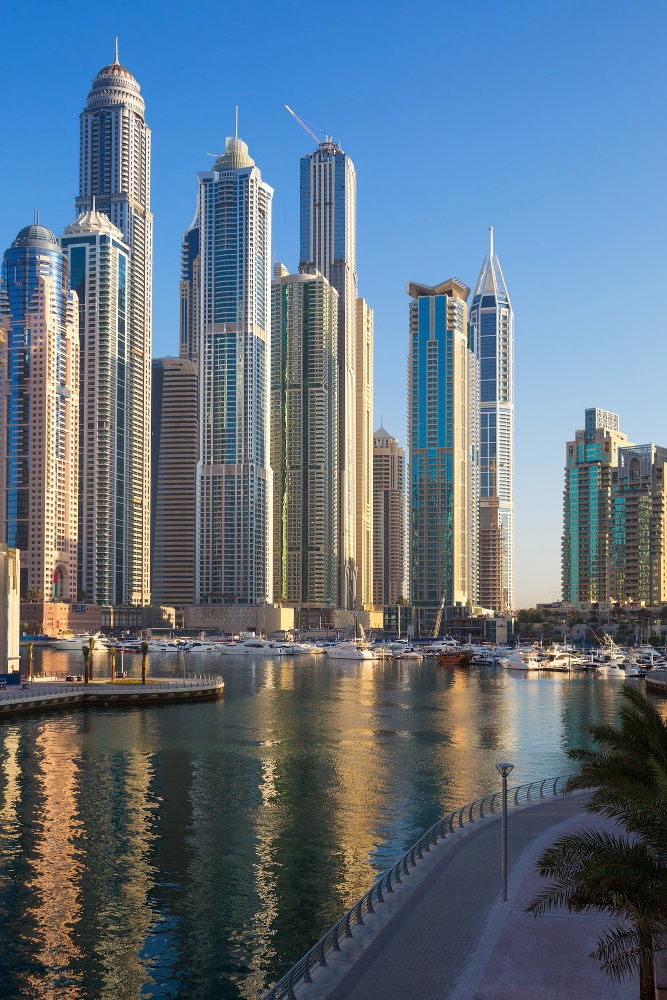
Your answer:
(499, 650), (542, 671)
(47, 632), (109, 651)
(596, 660), (644, 678)
(392, 646), (423, 660)
(217, 638), (294, 655)
(433, 647), (473, 666)
(325, 641), (376, 660)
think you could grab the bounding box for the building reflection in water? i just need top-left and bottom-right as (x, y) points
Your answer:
(0, 649), (636, 1000)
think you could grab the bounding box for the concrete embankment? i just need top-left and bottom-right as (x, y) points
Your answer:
(0, 677), (224, 718)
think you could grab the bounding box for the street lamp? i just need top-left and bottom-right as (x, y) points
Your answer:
(495, 762), (514, 901)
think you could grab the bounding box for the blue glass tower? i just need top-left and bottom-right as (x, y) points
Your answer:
(407, 279), (477, 634)
(194, 137), (273, 605)
(469, 229), (514, 612)
(0, 225), (79, 599)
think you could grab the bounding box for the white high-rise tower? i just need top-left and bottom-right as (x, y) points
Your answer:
(76, 47), (152, 605)
(194, 137), (273, 605)
(470, 229), (514, 612)
(300, 140), (373, 609)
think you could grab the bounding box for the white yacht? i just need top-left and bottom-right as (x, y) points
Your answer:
(325, 641), (376, 661)
(218, 638), (294, 656)
(597, 659), (643, 678)
(392, 645), (423, 660)
(48, 632), (109, 651)
(499, 649), (542, 671)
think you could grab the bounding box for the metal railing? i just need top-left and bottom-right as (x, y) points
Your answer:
(261, 774), (573, 1000)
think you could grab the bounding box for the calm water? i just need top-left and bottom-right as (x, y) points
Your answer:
(0, 648), (650, 999)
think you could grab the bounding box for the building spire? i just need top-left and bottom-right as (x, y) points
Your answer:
(114, 36), (119, 64)
(489, 225), (494, 260)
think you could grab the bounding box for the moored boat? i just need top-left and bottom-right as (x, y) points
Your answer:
(433, 648), (473, 666)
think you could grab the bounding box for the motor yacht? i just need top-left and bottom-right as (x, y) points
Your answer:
(325, 641), (376, 660)
(47, 632), (109, 651)
(499, 650), (542, 671)
(596, 660), (644, 678)
(217, 638), (294, 655)
(392, 645), (423, 660)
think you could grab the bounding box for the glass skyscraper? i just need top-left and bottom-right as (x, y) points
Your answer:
(562, 408), (630, 602)
(469, 229), (513, 612)
(61, 208), (128, 605)
(76, 50), (152, 605)
(194, 137), (273, 605)
(407, 279), (478, 633)
(0, 225), (79, 600)
(300, 140), (373, 609)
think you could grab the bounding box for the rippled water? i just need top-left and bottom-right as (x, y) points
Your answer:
(0, 648), (643, 998)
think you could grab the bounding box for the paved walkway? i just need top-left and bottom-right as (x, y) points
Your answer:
(295, 792), (636, 999)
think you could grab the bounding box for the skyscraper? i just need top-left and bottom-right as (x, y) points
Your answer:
(194, 136), (273, 605)
(610, 443), (667, 605)
(372, 426), (407, 606)
(76, 49), (152, 605)
(562, 408), (631, 603)
(61, 207), (129, 604)
(469, 229), (513, 612)
(180, 209), (200, 363)
(0, 225), (79, 600)
(300, 140), (362, 609)
(407, 279), (478, 633)
(271, 263), (338, 608)
(355, 298), (373, 607)
(151, 357), (198, 608)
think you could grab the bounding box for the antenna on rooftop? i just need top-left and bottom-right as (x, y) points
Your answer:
(34, 208), (39, 225)
(235, 106), (238, 140)
(114, 36), (119, 63)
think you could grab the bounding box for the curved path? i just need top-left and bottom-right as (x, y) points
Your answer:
(295, 792), (635, 999)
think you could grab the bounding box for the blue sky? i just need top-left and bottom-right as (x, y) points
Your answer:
(2, 0), (666, 606)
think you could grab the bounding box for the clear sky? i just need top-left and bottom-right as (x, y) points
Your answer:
(2, 0), (666, 607)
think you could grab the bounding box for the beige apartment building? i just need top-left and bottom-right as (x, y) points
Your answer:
(372, 427), (407, 606)
(271, 264), (339, 608)
(610, 444), (667, 605)
(150, 357), (198, 608)
(355, 298), (374, 607)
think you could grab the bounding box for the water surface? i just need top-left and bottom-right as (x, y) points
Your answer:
(0, 649), (637, 998)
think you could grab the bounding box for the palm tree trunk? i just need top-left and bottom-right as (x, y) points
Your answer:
(639, 930), (655, 1000)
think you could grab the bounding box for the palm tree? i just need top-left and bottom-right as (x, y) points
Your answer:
(141, 641), (148, 685)
(527, 686), (667, 999)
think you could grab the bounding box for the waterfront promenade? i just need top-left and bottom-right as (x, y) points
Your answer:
(0, 676), (223, 716)
(287, 792), (636, 1000)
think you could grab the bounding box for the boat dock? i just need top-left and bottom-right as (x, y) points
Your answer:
(0, 676), (224, 718)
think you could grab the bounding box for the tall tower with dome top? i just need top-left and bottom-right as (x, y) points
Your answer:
(75, 45), (152, 605)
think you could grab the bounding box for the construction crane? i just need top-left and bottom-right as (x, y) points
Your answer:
(284, 105), (330, 145)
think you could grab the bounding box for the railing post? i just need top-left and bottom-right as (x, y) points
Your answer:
(394, 863), (401, 884)
(539, 779), (546, 798)
(356, 901), (364, 925)
(376, 879), (384, 902)
(318, 941), (327, 966)
(332, 923), (340, 951)
(366, 889), (374, 914)
(303, 956), (313, 983)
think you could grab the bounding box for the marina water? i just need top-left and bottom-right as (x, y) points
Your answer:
(0, 648), (647, 998)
